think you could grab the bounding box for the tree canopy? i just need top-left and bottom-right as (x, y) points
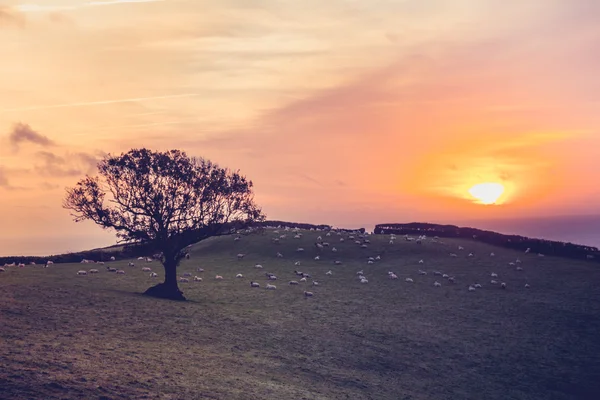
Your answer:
(64, 148), (265, 300)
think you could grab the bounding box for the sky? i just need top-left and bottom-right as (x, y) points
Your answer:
(1, 0), (599, 255)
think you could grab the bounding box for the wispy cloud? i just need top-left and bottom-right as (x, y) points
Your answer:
(0, 5), (25, 27)
(34, 150), (100, 177)
(0, 93), (199, 113)
(16, 0), (164, 13)
(8, 123), (55, 150)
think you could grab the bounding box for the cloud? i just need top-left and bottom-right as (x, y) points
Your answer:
(0, 166), (9, 188)
(34, 150), (100, 177)
(0, 5), (25, 27)
(8, 123), (55, 151)
(16, 0), (164, 13)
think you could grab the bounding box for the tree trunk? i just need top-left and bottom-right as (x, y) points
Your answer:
(143, 257), (186, 301)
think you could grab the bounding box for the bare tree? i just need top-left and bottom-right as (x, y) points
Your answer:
(63, 148), (265, 300)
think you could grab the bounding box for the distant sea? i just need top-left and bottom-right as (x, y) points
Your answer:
(454, 215), (600, 249)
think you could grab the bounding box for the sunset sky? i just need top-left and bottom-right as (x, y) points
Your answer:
(1, 0), (599, 255)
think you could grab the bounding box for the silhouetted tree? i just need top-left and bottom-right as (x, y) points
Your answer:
(63, 148), (265, 300)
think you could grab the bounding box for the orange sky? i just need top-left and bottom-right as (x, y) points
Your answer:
(1, 0), (599, 255)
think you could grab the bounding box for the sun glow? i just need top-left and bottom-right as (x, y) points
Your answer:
(468, 183), (505, 205)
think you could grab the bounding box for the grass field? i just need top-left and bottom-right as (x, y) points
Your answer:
(1, 228), (600, 399)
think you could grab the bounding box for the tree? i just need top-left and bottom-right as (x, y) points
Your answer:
(63, 148), (265, 300)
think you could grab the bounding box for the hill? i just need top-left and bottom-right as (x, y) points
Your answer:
(1, 227), (600, 399)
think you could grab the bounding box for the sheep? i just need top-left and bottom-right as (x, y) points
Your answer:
(142, 267), (152, 272)
(322, 242), (330, 247)
(297, 247), (305, 252)
(433, 271), (442, 276)
(237, 253), (245, 260)
(356, 270), (364, 275)
(110, 256), (116, 261)
(317, 236), (322, 241)
(418, 270), (427, 275)
(215, 275), (223, 280)
(116, 270), (125, 274)
(128, 262), (135, 267)
(46, 261), (54, 265)
(491, 272), (498, 277)
(137, 257), (145, 261)
(179, 277), (189, 282)
(236, 273), (243, 278)
(234, 236), (240, 242)
(289, 280), (299, 285)
(334, 260), (342, 265)
(339, 238), (345, 242)
(360, 278), (368, 284)
(447, 277), (455, 283)
(450, 253), (457, 258)
(368, 257), (375, 262)
(516, 266), (523, 271)
(474, 283), (482, 288)
(468, 286), (476, 291)
(268, 275), (277, 280)
(314, 256), (321, 261)
(77, 270), (87, 275)
(304, 291), (314, 297)
(0, 267), (5, 272)
(254, 264), (263, 269)
(501, 282), (507, 289)
(89, 269), (99, 274)
(490, 252), (495, 257)
(150, 272), (158, 277)
(405, 278), (413, 283)
(367, 260), (374, 264)
(490, 280), (498, 284)
(193, 276), (202, 281)
(107, 267), (117, 272)
(360, 244), (368, 248)
(525, 283), (530, 288)
(442, 274), (449, 279)
(276, 252), (283, 258)
(458, 246), (464, 250)
(389, 274), (398, 279)
(515, 258), (522, 264)
(250, 281), (260, 287)
(525, 248), (531, 253)
(265, 284), (277, 290)
(468, 253), (474, 257)
(300, 277), (307, 282)
(332, 247), (338, 252)
(197, 267), (205, 272)
(434, 281), (441, 287)
(508, 262), (515, 266)
(294, 261), (301, 266)
(326, 270), (332, 275)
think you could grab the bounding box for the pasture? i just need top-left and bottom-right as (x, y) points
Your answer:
(1, 228), (600, 399)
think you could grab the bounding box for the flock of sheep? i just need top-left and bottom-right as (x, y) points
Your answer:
(1, 226), (533, 297)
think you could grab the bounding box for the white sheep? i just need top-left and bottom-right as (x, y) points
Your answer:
(468, 286), (476, 291)
(296, 247), (305, 252)
(276, 252), (283, 258)
(525, 283), (530, 288)
(0, 267), (5, 272)
(265, 284), (277, 290)
(375, 255), (381, 261)
(468, 253), (474, 257)
(237, 253), (245, 260)
(474, 283), (482, 288)
(314, 256), (320, 260)
(77, 270), (87, 275)
(312, 281), (319, 286)
(294, 261), (301, 266)
(150, 272), (158, 277)
(491, 272), (498, 277)
(116, 270), (125, 274)
(197, 267), (204, 272)
(434, 281), (441, 287)
(193, 276), (202, 281)
(450, 253), (457, 258)
(179, 277), (189, 282)
(405, 278), (413, 283)
(332, 247), (338, 252)
(289, 280), (299, 285)
(250, 281), (260, 287)
(215, 275), (223, 280)
(490, 252), (495, 257)
(367, 260), (374, 264)
(236, 273), (243, 278)
(334, 260), (342, 265)
(490, 280), (498, 284)
(110, 256), (116, 261)
(501, 282), (507, 288)
(142, 267), (152, 272)
(89, 269), (99, 274)
(300, 277), (307, 282)
(326, 270), (332, 275)
(389, 274), (398, 279)
(268, 275), (277, 280)
(128, 262), (135, 267)
(418, 270), (427, 275)
(304, 291), (314, 297)
(360, 278), (368, 284)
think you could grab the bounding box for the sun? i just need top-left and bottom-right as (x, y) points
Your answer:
(468, 182), (505, 205)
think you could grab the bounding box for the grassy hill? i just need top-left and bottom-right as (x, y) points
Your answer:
(1, 228), (600, 399)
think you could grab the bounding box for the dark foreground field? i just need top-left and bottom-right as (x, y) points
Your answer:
(1, 229), (600, 399)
